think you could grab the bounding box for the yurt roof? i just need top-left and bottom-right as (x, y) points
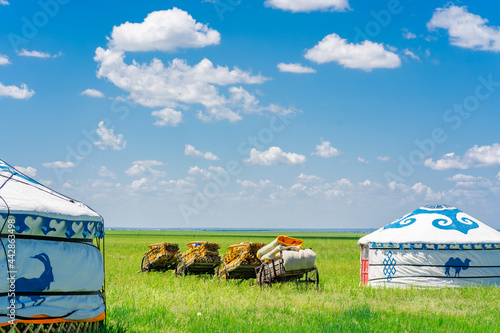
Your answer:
(0, 160), (103, 239)
(358, 204), (500, 248)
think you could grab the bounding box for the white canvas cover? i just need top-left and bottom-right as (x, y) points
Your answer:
(358, 205), (500, 287)
(0, 160), (105, 324)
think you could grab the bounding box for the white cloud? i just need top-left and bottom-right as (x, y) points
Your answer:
(446, 174), (491, 188)
(403, 49), (420, 61)
(208, 166), (226, 173)
(245, 146), (306, 166)
(188, 166), (211, 179)
(94, 49), (268, 122)
(237, 179), (258, 188)
(264, 0), (349, 13)
(94, 8), (293, 124)
(184, 144), (219, 160)
(304, 33), (401, 71)
(0, 54), (10, 65)
(0, 0), (9, 5)
(424, 144), (500, 170)
(43, 161), (76, 169)
(14, 166), (37, 178)
(130, 177), (148, 191)
(297, 173), (324, 183)
(427, 5), (500, 52)
(17, 49), (53, 58)
(94, 121), (126, 151)
(152, 108), (183, 127)
(126, 160), (165, 177)
(361, 179), (372, 186)
(98, 166), (117, 179)
(377, 156), (390, 162)
(277, 62), (316, 73)
(313, 139), (341, 158)
(0, 82), (35, 99)
(109, 8), (220, 52)
(402, 28), (417, 39)
(357, 157), (369, 164)
(81, 88), (105, 98)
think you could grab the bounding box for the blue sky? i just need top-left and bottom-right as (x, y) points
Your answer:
(1, 0), (500, 229)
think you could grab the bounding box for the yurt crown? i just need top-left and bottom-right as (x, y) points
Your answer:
(423, 204), (454, 210)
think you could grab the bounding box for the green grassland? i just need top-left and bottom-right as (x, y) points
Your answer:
(104, 231), (500, 333)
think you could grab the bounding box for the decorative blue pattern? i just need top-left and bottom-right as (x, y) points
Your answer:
(1, 213), (104, 239)
(383, 205), (479, 234)
(382, 251), (397, 282)
(368, 242), (500, 250)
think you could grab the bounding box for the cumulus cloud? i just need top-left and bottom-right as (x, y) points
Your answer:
(0, 54), (10, 65)
(402, 28), (417, 39)
(14, 166), (37, 178)
(109, 8), (220, 52)
(357, 157), (369, 164)
(43, 161), (76, 169)
(81, 88), (105, 98)
(264, 0), (349, 12)
(427, 5), (500, 52)
(312, 139), (341, 158)
(424, 144), (500, 170)
(17, 49), (62, 58)
(446, 174), (492, 188)
(277, 62), (316, 73)
(0, 82), (34, 99)
(296, 173), (324, 183)
(0, 0), (9, 5)
(377, 156), (390, 162)
(245, 146), (306, 166)
(98, 166), (117, 179)
(94, 121), (126, 151)
(125, 160), (165, 177)
(188, 166), (211, 179)
(152, 108), (183, 127)
(403, 49), (420, 61)
(94, 8), (293, 124)
(304, 33), (401, 71)
(184, 144), (219, 160)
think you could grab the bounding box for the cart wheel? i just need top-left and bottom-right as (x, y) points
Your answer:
(141, 255), (151, 272)
(175, 258), (187, 276)
(307, 266), (319, 288)
(259, 263), (272, 288)
(217, 261), (229, 279)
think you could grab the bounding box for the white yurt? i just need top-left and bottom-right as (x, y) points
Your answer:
(358, 204), (500, 287)
(0, 160), (105, 331)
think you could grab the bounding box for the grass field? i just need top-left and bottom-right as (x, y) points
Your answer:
(104, 230), (500, 332)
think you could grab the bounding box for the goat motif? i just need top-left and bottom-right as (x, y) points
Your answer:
(15, 253), (54, 308)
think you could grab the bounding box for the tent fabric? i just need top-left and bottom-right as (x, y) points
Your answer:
(0, 161), (104, 240)
(367, 248), (500, 287)
(0, 160), (105, 324)
(358, 204), (500, 247)
(359, 205), (500, 288)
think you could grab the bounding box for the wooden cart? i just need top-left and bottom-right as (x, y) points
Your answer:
(255, 256), (319, 288)
(216, 261), (260, 280)
(175, 257), (220, 276)
(140, 243), (179, 272)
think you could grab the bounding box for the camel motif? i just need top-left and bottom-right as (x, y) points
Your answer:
(15, 253), (54, 308)
(444, 257), (471, 277)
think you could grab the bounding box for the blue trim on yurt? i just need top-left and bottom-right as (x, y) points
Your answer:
(368, 242), (500, 250)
